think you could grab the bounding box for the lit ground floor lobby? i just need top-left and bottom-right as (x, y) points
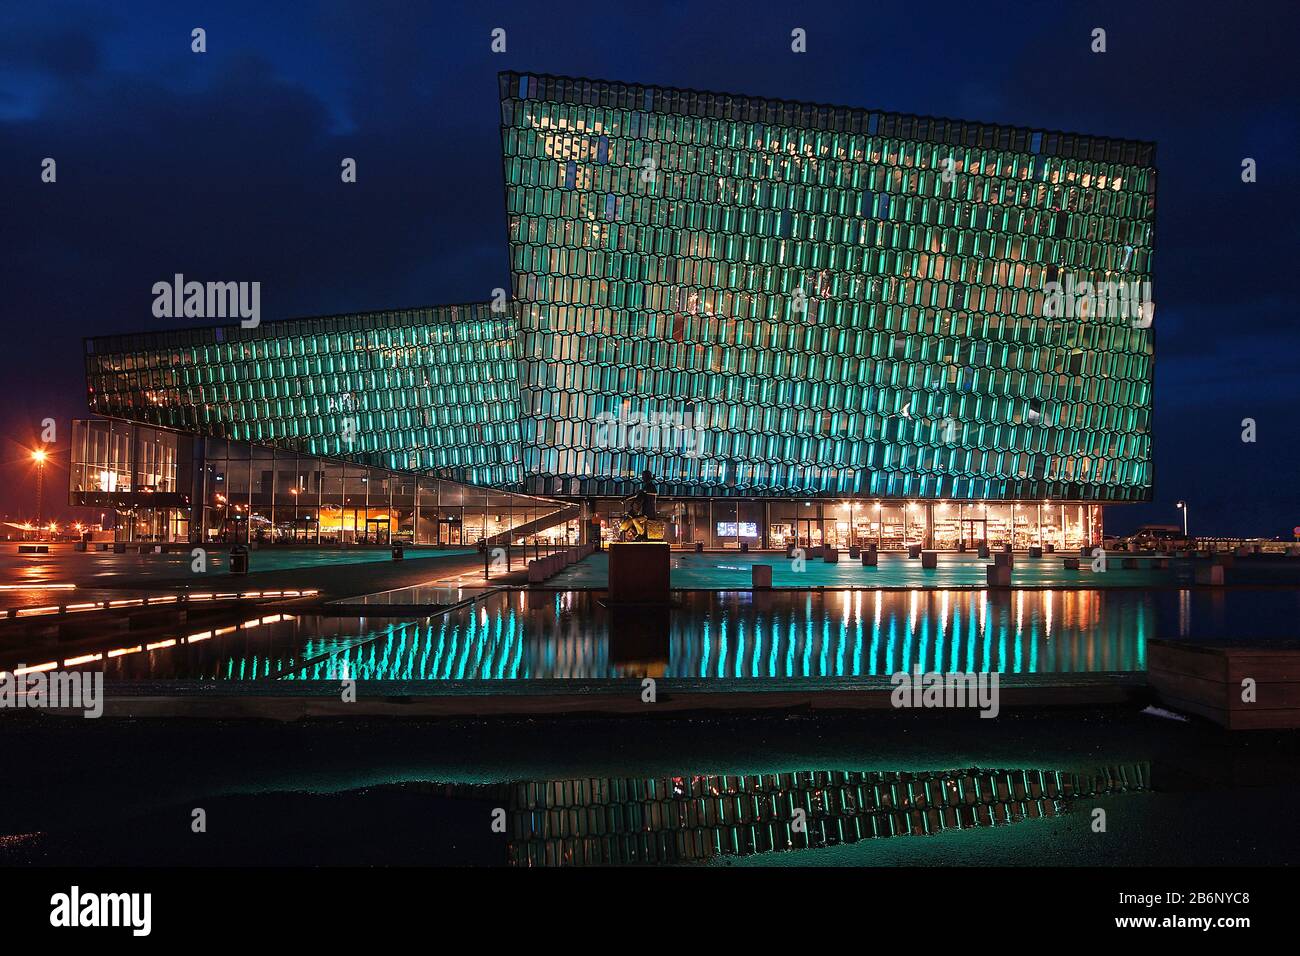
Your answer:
(587, 499), (1104, 551)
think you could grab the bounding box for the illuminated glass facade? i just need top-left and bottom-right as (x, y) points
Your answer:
(500, 73), (1155, 503)
(76, 74), (1157, 548)
(85, 303), (523, 488)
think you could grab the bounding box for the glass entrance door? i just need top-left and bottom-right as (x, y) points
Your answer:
(961, 518), (987, 547)
(796, 517), (821, 548)
(364, 516), (390, 544)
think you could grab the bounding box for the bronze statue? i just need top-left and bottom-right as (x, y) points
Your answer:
(615, 470), (664, 541)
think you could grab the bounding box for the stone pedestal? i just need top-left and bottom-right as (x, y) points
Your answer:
(921, 551), (937, 568)
(608, 542), (670, 604)
(823, 547), (839, 563)
(907, 544), (921, 559)
(1063, 557), (1080, 570)
(752, 564), (773, 589)
(986, 564), (1011, 587)
(1028, 545), (1042, 558)
(861, 550), (877, 567)
(994, 551), (1014, 568)
(977, 544), (990, 558)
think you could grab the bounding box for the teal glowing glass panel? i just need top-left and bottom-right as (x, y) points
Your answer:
(499, 73), (1155, 501)
(84, 303), (523, 487)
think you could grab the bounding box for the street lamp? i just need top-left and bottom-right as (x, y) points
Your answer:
(1175, 500), (1188, 537)
(31, 448), (47, 539)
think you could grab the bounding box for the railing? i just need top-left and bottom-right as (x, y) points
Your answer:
(483, 504), (582, 547)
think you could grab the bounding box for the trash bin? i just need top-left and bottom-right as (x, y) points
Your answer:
(229, 546), (249, 575)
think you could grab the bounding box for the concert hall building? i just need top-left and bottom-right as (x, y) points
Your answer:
(71, 73), (1156, 551)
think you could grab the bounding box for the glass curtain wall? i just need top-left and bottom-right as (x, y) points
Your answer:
(590, 497), (1101, 550)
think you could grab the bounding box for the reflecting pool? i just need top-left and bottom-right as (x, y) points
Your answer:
(55, 586), (1300, 685)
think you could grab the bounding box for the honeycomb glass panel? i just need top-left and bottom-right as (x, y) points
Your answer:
(498, 73), (1155, 503)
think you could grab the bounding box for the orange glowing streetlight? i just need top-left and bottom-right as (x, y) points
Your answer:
(31, 447), (48, 538)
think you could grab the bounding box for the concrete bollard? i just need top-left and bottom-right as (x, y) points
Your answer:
(986, 564), (1012, 587)
(1045, 543), (1055, 553)
(694, 542), (704, 553)
(977, 544), (990, 558)
(907, 544), (921, 559)
(921, 551), (937, 568)
(752, 564), (773, 589)
(861, 551), (878, 567)
(1195, 565), (1224, 586)
(994, 551), (1014, 568)
(848, 546), (860, 559)
(740, 541), (749, 553)
(527, 560), (545, 584)
(823, 547), (839, 563)
(1063, 557), (1080, 570)
(808, 546), (824, 559)
(1028, 545), (1042, 558)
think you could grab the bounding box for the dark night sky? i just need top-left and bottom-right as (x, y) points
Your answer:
(1, 0), (1296, 535)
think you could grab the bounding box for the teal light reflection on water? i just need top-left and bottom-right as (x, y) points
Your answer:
(281, 589), (1150, 682)
(81, 586), (1300, 685)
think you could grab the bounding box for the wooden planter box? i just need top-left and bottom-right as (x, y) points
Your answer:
(1148, 640), (1300, 729)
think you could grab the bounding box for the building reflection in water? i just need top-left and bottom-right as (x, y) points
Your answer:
(66, 587), (1166, 682)
(420, 763), (1150, 866)
(290, 588), (1150, 682)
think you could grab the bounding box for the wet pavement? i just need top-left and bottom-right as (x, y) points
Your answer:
(3, 708), (1296, 866)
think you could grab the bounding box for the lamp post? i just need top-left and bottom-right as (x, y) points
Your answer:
(31, 448), (47, 540)
(1176, 500), (1188, 538)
